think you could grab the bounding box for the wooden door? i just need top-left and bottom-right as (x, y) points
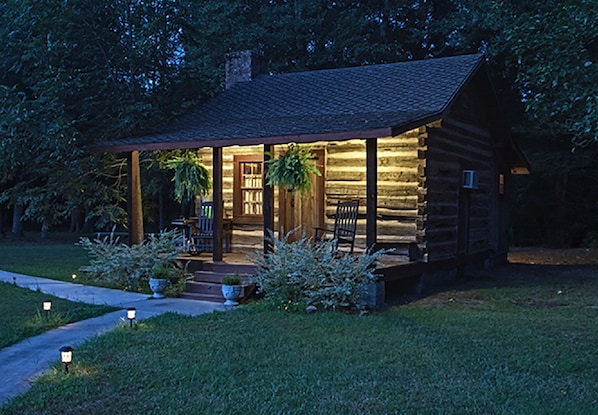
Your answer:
(279, 149), (325, 241)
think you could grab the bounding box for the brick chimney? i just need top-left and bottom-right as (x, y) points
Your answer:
(225, 50), (267, 90)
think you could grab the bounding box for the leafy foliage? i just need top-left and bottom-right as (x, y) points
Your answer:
(222, 274), (242, 286)
(248, 230), (384, 312)
(77, 229), (187, 293)
(164, 151), (211, 203)
(265, 144), (321, 195)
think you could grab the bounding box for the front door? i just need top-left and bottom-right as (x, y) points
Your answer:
(279, 149), (325, 240)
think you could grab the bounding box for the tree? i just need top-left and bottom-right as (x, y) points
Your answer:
(0, 0), (203, 236)
(504, 0), (597, 147)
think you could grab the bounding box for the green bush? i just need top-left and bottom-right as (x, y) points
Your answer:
(222, 274), (242, 285)
(77, 229), (188, 294)
(248, 230), (385, 312)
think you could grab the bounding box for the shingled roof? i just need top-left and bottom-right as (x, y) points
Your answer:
(96, 54), (486, 152)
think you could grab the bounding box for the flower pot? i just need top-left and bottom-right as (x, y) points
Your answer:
(149, 278), (168, 299)
(221, 284), (242, 306)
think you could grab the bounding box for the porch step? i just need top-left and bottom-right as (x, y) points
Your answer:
(179, 291), (225, 302)
(200, 262), (258, 275)
(181, 265), (257, 303)
(191, 270), (253, 284)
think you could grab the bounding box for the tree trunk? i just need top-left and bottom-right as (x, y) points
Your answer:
(0, 206), (4, 238)
(70, 208), (81, 233)
(551, 173), (568, 246)
(158, 187), (164, 231)
(11, 204), (24, 237)
(41, 223), (49, 240)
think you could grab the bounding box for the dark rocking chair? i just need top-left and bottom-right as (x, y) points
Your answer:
(314, 200), (359, 254)
(189, 201), (214, 254)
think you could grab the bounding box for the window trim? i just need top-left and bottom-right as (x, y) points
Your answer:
(233, 154), (264, 225)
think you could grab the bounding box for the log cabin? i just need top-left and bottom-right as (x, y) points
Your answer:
(96, 50), (529, 300)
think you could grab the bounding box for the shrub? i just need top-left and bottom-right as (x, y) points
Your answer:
(248, 230), (385, 312)
(77, 229), (188, 293)
(222, 274), (242, 285)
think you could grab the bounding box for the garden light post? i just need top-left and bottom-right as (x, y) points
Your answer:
(60, 346), (73, 373)
(126, 307), (136, 328)
(43, 300), (52, 318)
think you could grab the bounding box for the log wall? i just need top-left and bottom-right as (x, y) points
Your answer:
(324, 130), (425, 250)
(423, 83), (506, 261)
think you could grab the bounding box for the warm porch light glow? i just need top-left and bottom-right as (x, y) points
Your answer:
(60, 346), (73, 373)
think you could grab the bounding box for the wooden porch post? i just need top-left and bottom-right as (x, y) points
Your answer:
(212, 147), (223, 261)
(263, 144), (274, 252)
(127, 151), (144, 245)
(366, 138), (377, 248)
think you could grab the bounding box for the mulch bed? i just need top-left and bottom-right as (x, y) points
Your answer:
(508, 247), (598, 266)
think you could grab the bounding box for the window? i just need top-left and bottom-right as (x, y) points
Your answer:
(233, 155), (263, 224)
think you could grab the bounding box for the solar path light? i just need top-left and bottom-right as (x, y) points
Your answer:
(43, 300), (52, 318)
(127, 307), (137, 328)
(59, 346), (73, 373)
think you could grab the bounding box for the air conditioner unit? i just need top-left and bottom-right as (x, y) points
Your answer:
(462, 170), (479, 189)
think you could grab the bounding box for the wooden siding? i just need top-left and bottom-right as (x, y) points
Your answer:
(423, 84), (502, 261)
(325, 131), (425, 250)
(198, 133), (427, 252)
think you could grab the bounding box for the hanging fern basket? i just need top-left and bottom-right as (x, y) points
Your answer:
(165, 151), (211, 203)
(265, 144), (321, 195)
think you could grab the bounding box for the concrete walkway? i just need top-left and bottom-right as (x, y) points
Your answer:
(0, 270), (226, 406)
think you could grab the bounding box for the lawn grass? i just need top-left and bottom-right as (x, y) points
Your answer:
(0, 282), (118, 349)
(1, 261), (597, 414)
(0, 240), (89, 282)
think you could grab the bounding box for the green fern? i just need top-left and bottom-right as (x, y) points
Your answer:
(265, 144), (321, 195)
(164, 151), (211, 202)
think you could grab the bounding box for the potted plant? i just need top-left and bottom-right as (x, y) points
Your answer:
(265, 144), (321, 195)
(149, 263), (173, 299)
(221, 273), (243, 306)
(164, 150), (211, 215)
(266, 144), (322, 239)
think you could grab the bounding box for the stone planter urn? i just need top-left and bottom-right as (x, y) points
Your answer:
(149, 278), (168, 299)
(221, 274), (243, 306)
(221, 284), (242, 306)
